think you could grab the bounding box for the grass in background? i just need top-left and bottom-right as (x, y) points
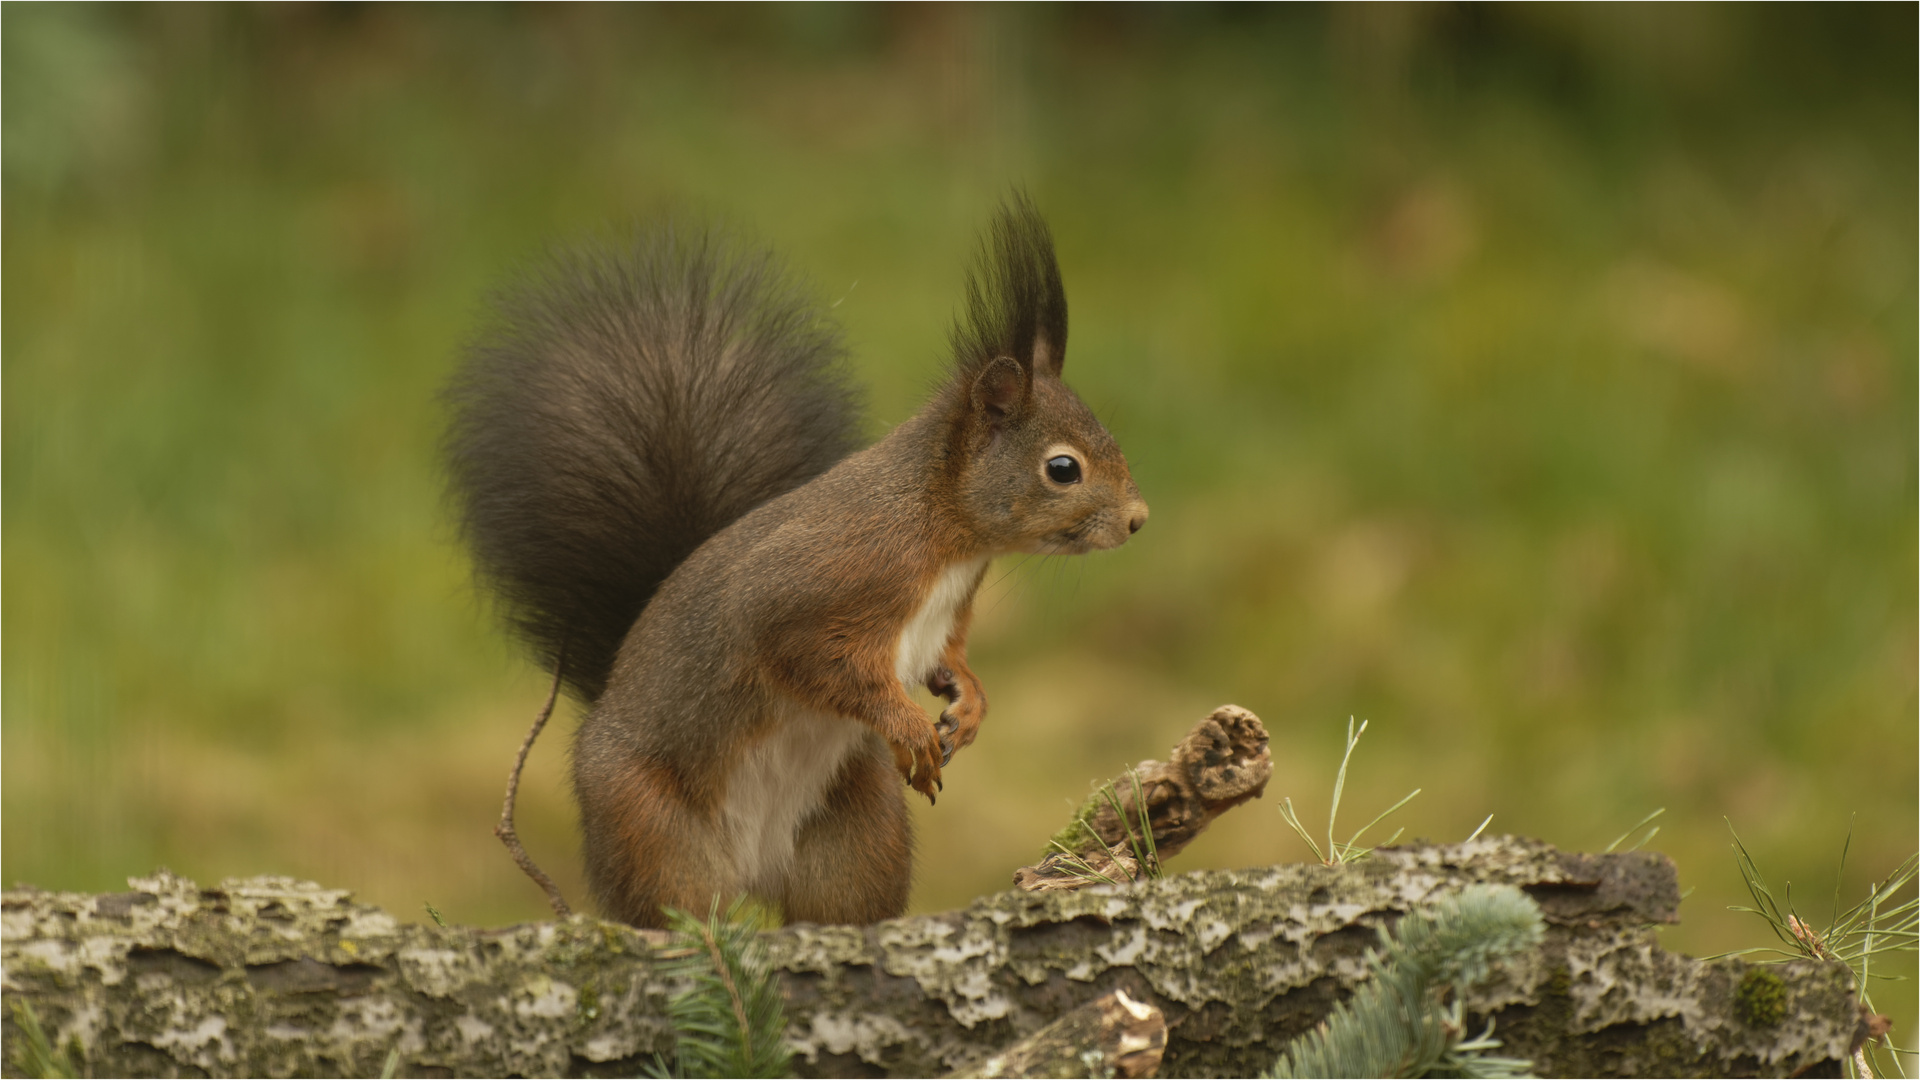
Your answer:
(5, 1), (1914, 1040)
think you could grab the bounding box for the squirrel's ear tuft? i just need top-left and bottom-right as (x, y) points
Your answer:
(950, 191), (1068, 385)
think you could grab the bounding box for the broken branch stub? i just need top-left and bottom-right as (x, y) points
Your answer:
(958, 989), (1166, 1079)
(1018, 705), (1270, 891)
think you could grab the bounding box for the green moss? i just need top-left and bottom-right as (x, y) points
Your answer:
(598, 923), (628, 954)
(1044, 791), (1107, 859)
(1734, 968), (1789, 1028)
(577, 984), (601, 1025)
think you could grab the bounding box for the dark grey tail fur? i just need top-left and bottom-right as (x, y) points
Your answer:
(444, 225), (864, 702)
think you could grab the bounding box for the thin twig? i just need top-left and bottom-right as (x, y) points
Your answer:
(495, 651), (571, 916)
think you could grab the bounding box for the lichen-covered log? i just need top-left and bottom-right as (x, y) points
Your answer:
(2, 839), (1862, 1078)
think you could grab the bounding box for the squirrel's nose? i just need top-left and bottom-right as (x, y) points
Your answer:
(1127, 501), (1149, 534)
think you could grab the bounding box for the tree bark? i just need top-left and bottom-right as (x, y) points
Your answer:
(1, 838), (1862, 1078)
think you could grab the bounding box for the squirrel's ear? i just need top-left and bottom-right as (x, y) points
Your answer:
(971, 355), (1028, 427)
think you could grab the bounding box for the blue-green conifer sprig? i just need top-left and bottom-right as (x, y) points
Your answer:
(1268, 884), (1546, 1080)
(648, 898), (793, 1079)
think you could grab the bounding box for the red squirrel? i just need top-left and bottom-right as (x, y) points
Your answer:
(444, 196), (1147, 927)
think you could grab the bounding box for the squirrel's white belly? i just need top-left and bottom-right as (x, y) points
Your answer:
(722, 557), (986, 891)
(894, 557), (988, 687)
(723, 704), (867, 891)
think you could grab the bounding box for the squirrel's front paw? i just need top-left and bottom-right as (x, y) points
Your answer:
(925, 666), (958, 701)
(884, 718), (944, 804)
(932, 666), (986, 766)
(934, 697), (984, 767)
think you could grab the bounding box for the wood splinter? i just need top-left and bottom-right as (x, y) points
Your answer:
(958, 988), (1168, 1079)
(1016, 705), (1271, 892)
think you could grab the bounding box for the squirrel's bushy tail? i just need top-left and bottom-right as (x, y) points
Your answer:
(444, 225), (863, 702)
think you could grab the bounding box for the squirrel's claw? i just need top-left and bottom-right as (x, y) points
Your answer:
(893, 724), (943, 805)
(934, 710), (959, 767)
(937, 728), (956, 767)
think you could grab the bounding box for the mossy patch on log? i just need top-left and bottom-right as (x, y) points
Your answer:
(1735, 968), (1790, 1028)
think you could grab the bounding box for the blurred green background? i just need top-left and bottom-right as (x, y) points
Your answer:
(6, 0), (1914, 1042)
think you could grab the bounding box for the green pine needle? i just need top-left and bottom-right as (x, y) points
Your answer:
(1268, 884), (1546, 1080)
(1043, 839), (1126, 887)
(1603, 808), (1665, 854)
(1714, 821), (1918, 1079)
(1280, 717), (1422, 866)
(8, 1001), (77, 1080)
(649, 897), (793, 1079)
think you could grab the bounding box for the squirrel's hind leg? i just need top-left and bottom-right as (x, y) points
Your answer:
(777, 738), (912, 925)
(577, 754), (737, 928)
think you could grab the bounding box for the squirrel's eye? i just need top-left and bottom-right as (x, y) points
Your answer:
(1045, 455), (1082, 484)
